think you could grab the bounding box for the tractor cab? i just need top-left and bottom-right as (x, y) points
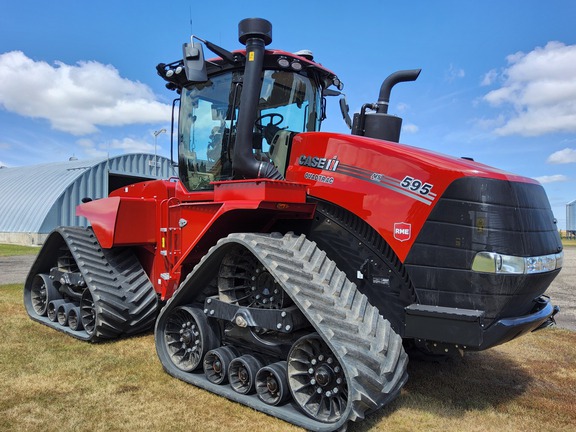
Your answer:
(177, 67), (322, 190)
(157, 21), (342, 191)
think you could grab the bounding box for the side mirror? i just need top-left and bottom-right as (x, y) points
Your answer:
(339, 96), (352, 129)
(182, 41), (208, 82)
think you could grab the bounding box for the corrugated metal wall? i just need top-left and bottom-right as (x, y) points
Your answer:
(0, 154), (174, 235)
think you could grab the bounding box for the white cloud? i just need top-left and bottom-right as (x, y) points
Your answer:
(0, 51), (171, 135)
(109, 137), (155, 153)
(547, 147), (576, 164)
(77, 138), (108, 158)
(474, 114), (506, 130)
(402, 123), (419, 133)
(77, 137), (155, 158)
(396, 102), (409, 112)
(481, 69), (498, 86)
(445, 64), (465, 82)
(533, 174), (568, 184)
(483, 41), (576, 136)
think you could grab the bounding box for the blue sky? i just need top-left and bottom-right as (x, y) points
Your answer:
(1, 1), (575, 228)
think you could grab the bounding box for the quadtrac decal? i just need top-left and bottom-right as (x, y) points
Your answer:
(297, 155), (436, 205)
(298, 155), (339, 184)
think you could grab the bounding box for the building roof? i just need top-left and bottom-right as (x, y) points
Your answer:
(0, 153), (174, 234)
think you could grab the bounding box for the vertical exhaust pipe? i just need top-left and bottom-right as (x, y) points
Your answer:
(352, 69), (421, 143)
(233, 18), (283, 180)
(376, 69), (421, 114)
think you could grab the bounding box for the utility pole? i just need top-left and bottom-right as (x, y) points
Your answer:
(153, 129), (167, 177)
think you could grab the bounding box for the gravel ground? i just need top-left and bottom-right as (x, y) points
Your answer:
(546, 247), (575, 331)
(1, 249), (574, 330)
(0, 255), (36, 285)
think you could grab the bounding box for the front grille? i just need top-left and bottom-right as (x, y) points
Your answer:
(404, 177), (562, 324)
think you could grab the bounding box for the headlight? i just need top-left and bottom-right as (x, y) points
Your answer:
(472, 251), (563, 274)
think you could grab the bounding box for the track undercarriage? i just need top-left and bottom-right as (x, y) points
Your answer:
(155, 232), (407, 430)
(23, 227), (158, 342)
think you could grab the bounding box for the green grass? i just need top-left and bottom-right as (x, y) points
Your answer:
(0, 243), (40, 257)
(562, 238), (576, 248)
(2, 283), (575, 432)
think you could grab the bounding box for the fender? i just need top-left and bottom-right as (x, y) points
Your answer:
(76, 196), (157, 248)
(76, 180), (176, 248)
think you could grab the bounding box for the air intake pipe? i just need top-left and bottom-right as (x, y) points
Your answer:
(352, 69), (421, 143)
(233, 18), (283, 180)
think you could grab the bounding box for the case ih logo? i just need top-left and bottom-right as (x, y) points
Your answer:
(298, 155), (339, 171)
(393, 222), (411, 242)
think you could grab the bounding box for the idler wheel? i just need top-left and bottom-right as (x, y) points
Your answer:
(162, 306), (219, 372)
(287, 333), (348, 423)
(80, 288), (96, 336)
(29, 273), (61, 316)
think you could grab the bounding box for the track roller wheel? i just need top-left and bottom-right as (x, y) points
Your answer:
(47, 300), (66, 322)
(288, 334), (348, 423)
(29, 274), (61, 317)
(161, 306), (219, 372)
(256, 361), (290, 406)
(204, 346), (239, 384)
(67, 306), (83, 331)
(228, 355), (263, 395)
(57, 303), (77, 326)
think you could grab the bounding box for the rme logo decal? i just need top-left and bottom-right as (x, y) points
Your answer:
(298, 155), (339, 171)
(393, 222), (411, 242)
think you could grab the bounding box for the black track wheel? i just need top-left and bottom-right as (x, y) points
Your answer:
(204, 346), (239, 384)
(57, 302), (76, 326)
(256, 361), (290, 406)
(288, 334), (348, 424)
(228, 355), (263, 395)
(48, 299), (66, 322)
(218, 247), (291, 309)
(28, 273), (61, 317)
(67, 306), (83, 331)
(161, 306), (219, 372)
(80, 288), (96, 337)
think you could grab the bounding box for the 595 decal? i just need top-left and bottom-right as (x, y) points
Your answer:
(400, 176), (434, 196)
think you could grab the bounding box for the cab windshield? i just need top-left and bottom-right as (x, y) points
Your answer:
(178, 69), (321, 191)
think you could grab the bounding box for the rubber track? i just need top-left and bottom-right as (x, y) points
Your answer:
(25, 227), (158, 341)
(156, 232), (408, 430)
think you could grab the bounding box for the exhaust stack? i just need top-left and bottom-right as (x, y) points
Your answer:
(233, 18), (283, 180)
(352, 69), (421, 143)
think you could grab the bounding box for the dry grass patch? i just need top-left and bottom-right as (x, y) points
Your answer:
(2, 283), (575, 432)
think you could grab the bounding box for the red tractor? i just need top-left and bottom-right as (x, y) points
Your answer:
(24, 18), (563, 431)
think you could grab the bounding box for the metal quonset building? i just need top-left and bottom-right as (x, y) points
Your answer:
(0, 154), (174, 245)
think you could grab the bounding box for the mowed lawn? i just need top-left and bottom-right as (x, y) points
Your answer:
(1, 283), (575, 432)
